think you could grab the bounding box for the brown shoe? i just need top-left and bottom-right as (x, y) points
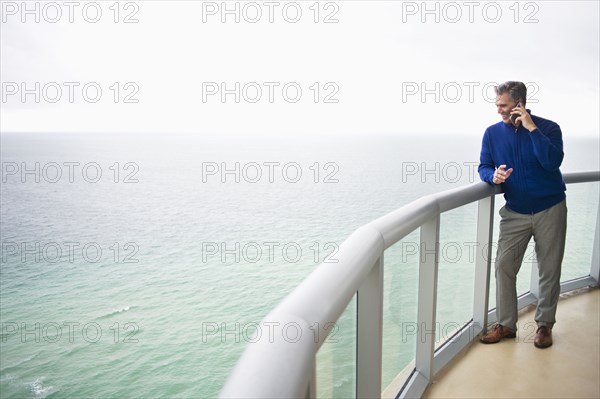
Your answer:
(479, 324), (516, 344)
(534, 326), (553, 348)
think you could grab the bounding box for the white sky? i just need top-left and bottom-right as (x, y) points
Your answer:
(1, 0), (599, 138)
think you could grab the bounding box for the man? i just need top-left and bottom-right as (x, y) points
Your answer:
(478, 81), (567, 348)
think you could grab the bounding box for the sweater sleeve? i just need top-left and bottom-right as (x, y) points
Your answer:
(528, 122), (564, 171)
(478, 130), (495, 184)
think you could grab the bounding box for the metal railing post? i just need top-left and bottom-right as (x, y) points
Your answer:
(306, 356), (316, 399)
(529, 261), (541, 298)
(591, 200), (600, 284)
(356, 255), (384, 399)
(415, 215), (440, 383)
(473, 196), (495, 333)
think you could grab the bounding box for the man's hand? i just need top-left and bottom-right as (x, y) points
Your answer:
(510, 104), (538, 132)
(493, 164), (513, 185)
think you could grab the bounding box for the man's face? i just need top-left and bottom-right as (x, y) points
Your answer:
(495, 92), (519, 124)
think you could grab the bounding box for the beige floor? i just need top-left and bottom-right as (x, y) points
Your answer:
(423, 287), (600, 399)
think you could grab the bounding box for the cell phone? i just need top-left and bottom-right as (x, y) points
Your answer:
(510, 102), (522, 125)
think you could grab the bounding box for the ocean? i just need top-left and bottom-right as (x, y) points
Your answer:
(1, 133), (598, 398)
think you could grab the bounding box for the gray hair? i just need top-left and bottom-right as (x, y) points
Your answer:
(494, 81), (527, 105)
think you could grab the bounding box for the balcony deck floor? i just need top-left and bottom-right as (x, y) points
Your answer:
(422, 287), (600, 399)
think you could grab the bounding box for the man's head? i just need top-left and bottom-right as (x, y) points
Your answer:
(494, 81), (527, 124)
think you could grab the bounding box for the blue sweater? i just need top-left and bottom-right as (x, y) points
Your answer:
(478, 111), (566, 214)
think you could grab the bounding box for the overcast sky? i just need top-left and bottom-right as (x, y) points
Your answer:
(1, 0), (599, 138)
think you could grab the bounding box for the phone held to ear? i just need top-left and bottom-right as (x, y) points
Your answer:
(510, 103), (522, 125)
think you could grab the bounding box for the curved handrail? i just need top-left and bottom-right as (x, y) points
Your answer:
(220, 225), (384, 398)
(220, 170), (600, 398)
(370, 170), (599, 248)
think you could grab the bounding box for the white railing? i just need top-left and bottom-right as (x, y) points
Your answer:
(220, 171), (600, 399)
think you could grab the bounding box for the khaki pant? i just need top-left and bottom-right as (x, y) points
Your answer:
(495, 199), (567, 331)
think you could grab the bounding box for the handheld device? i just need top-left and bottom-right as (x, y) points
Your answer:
(510, 102), (523, 125)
